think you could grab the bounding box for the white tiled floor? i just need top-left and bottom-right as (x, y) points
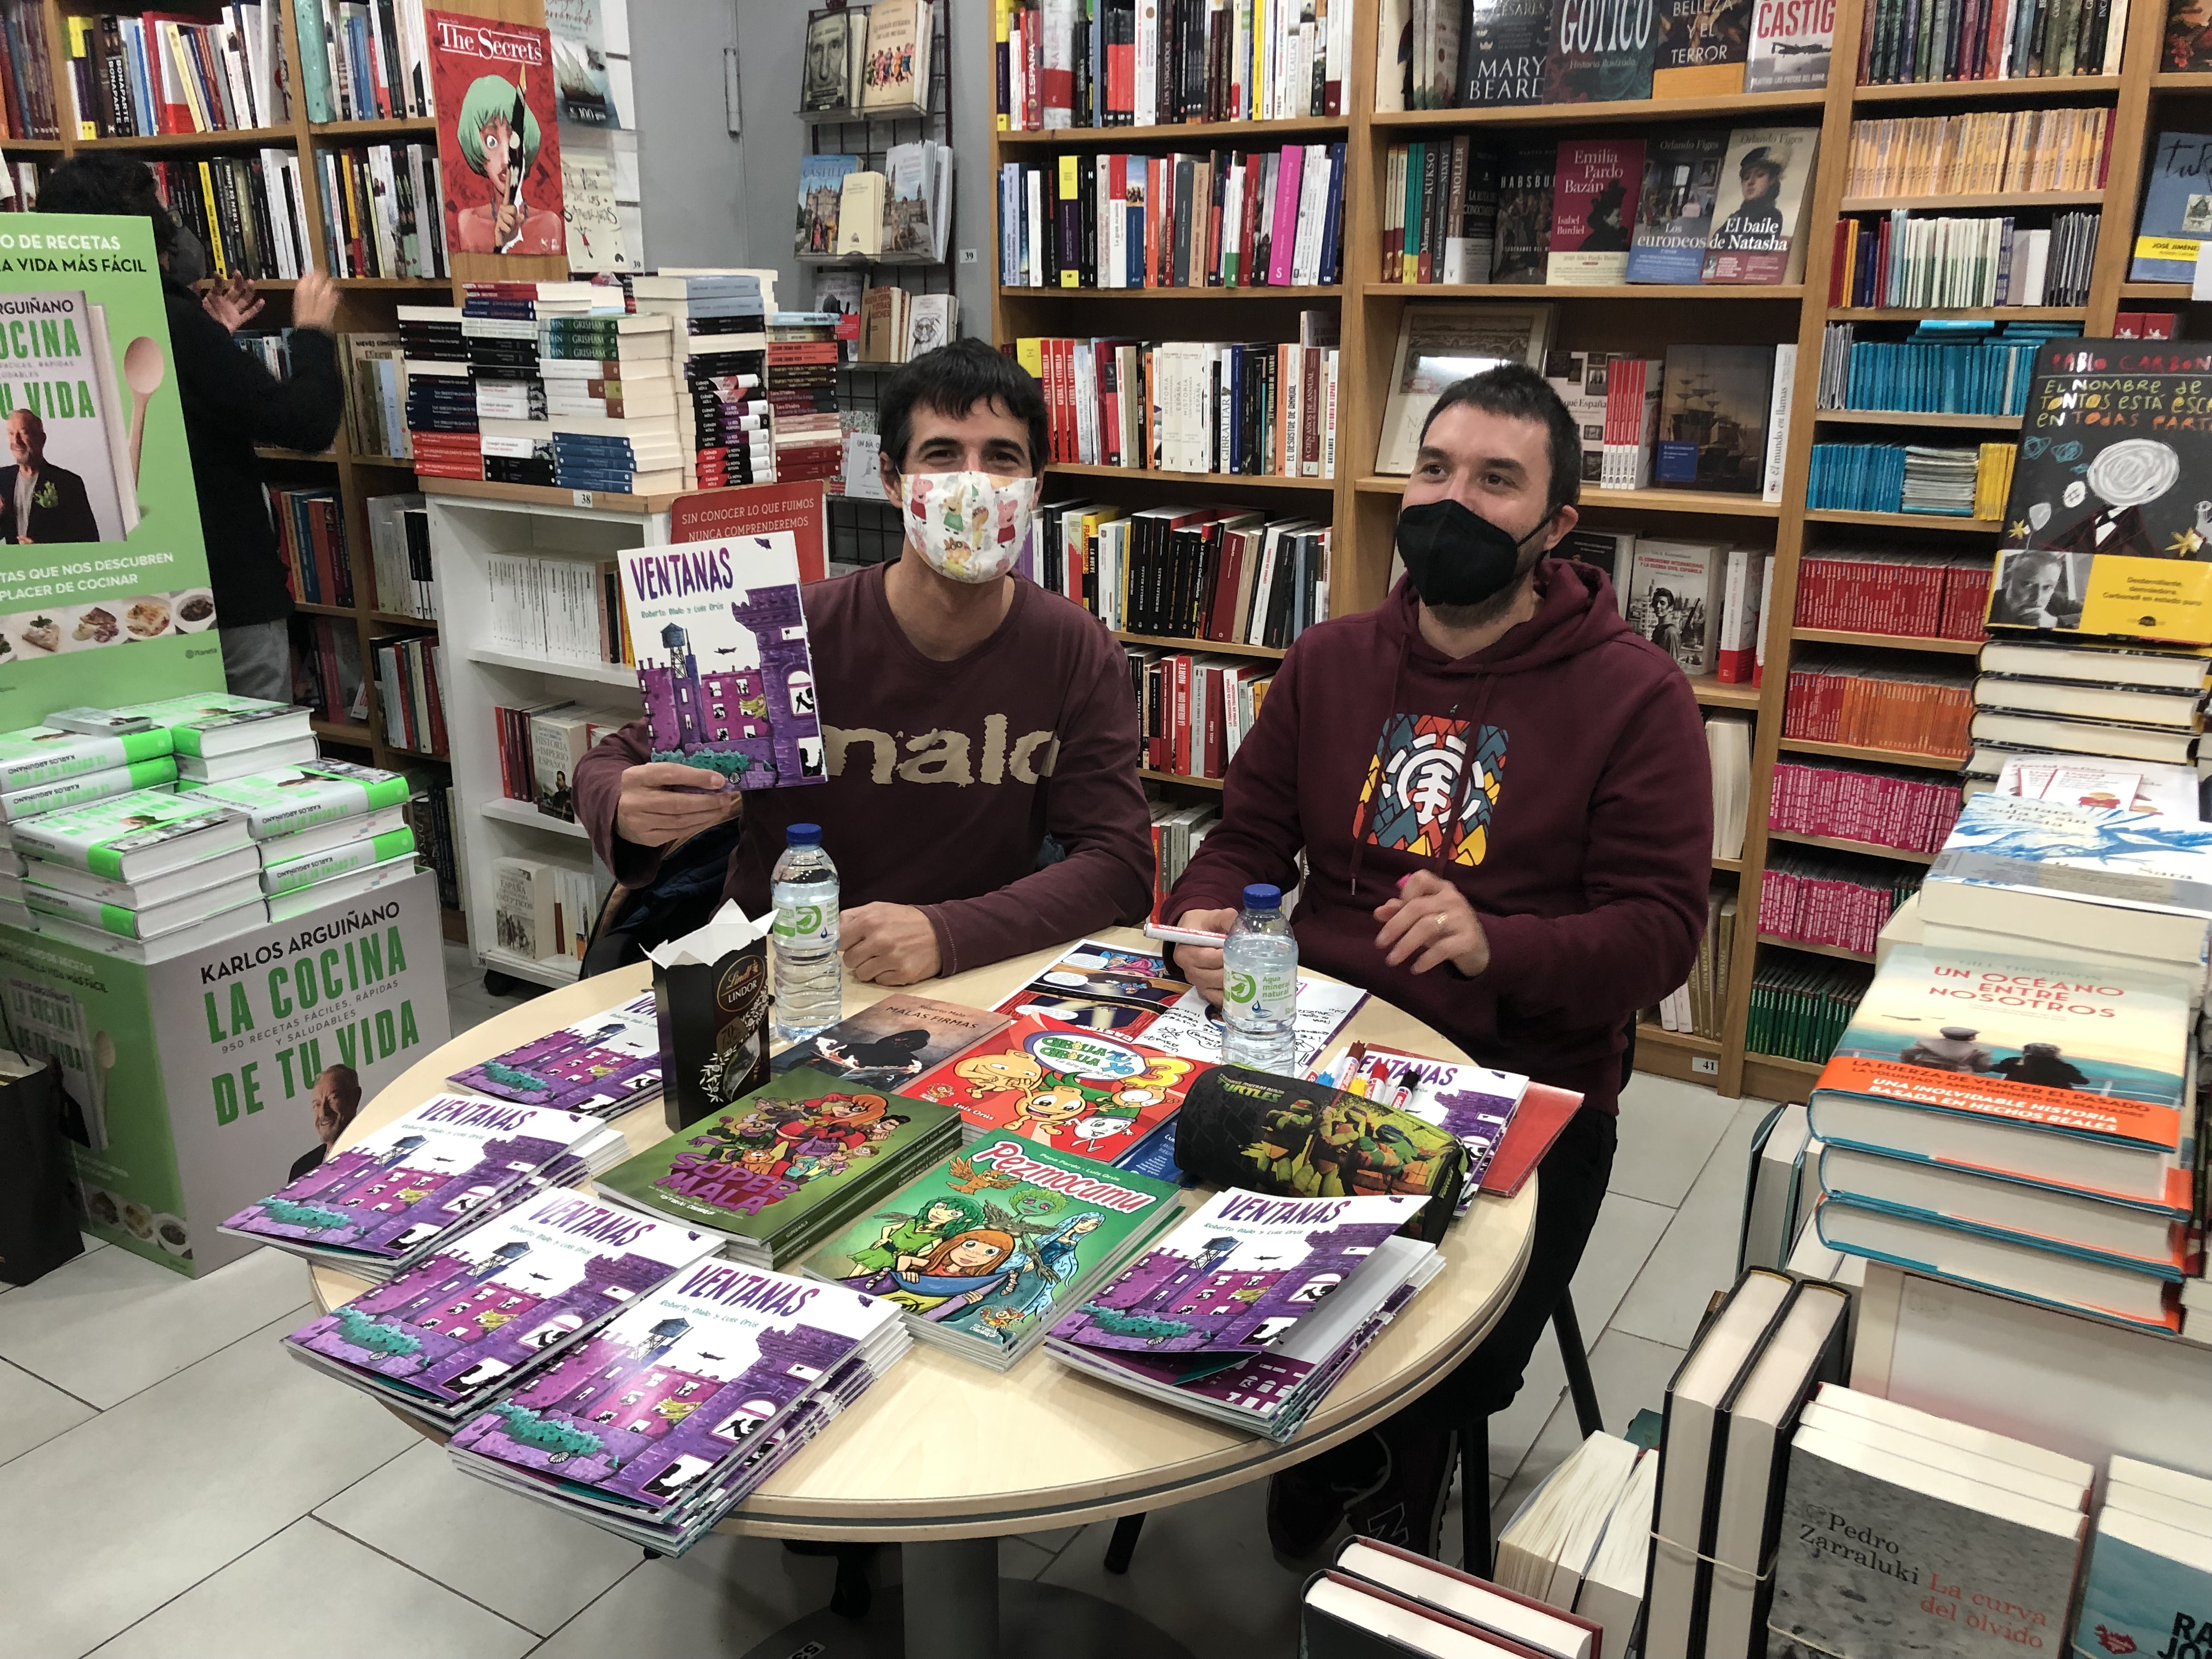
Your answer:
(0, 949), (1772, 1658)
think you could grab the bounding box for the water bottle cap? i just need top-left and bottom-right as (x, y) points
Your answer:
(786, 823), (822, 847)
(1243, 884), (1282, 911)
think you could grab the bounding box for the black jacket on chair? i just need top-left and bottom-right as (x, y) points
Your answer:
(163, 279), (345, 628)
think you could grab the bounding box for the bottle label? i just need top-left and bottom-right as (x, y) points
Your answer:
(1226, 964), (1294, 1023)
(774, 902), (834, 951)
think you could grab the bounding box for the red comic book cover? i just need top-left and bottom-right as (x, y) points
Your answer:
(910, 1014), (1207, 1164)
(428, 10), (566, 257)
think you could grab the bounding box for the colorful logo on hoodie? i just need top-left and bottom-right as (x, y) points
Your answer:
(1356, 714), (1506, 865)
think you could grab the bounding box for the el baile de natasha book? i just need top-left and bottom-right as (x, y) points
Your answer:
(617, 533), (826, 789)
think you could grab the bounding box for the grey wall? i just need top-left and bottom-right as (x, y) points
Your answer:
(631, 0), (750, 269)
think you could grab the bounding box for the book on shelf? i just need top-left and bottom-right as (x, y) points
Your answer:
(1783, 652), (1974, 759)
(1806, 441), (2015, 518)
(1625, 538), (1721, 674)
(1375, 304), (1555, 475)
(1005, 0), (1350, 127)
(1653, 0), (1751, 94)
(365, 493), (433, 619)
(1625, 132), (1725, 285)
(801, 5), (865, 112)
(1982, 750), (2202, 818)
(797, 155), (859, 258)
(1862, 0), (2120, 78)
(294, 607), (360, 720)
(862, 0), (930, 109)
(1846, 108), (2112, 199)
(1654, 879), (1736, 1038)
(1702, 127), (1819, 285)
(1818, 319), (2059, 417)
(1542, 351), (1610, 484)
(834, 169), (887, 259)
(1126, 645), (1287, 773)
(293, 0), (431, 122)
(1746, 956), (1872, 1065)
(1792, 549), (1991, 641)
(1654, 343), (1775, 495)
(1462, 0), (1551, 105)
(371, 633), (446, 756)
(271, 486), (352, 608)
(1546, 140), (1643, 285)
(1768, 757), (1964, 854)
(2135, 134), (2212, 282)
(1758, 848), (1921, 955)
(0, 0), (58, 138)
(1745, 0), (1833, 89)
(884, 137), (951, 262)
(1709, 710), (1752, 857)
(1833, 211), (2102, 310)
(1043, 499), (1326, 647)
(314, 142), (447, 279)
(1544, 0), (1660, 101)
(65, 4), (286, 136)
(1602, 356), (1664, 490)
(489, 853), (603, 967)
(146, 152), (312, 283)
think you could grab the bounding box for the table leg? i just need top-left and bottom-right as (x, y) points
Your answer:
(902, 1538), (999, 1659)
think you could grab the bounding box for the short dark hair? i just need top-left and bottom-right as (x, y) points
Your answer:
(37, 153), (176, 257)
(878, 337), (1048, 474)
(1417, 362), (1582, 516)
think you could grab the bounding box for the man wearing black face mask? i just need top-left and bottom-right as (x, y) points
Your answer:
(1165, 363), (1711, 1561)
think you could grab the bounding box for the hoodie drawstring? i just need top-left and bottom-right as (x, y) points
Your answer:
(1346, 622), (1416, 900)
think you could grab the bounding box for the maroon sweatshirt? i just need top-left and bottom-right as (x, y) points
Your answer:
(574, 562), (1156, 975)
(1166, 562), (1711, 1114)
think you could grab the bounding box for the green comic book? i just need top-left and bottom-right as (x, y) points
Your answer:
(800, 1135), (1184, 1370)
(592, 1066), (962, 1268)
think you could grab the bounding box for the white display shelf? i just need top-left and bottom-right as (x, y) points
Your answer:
(479, 945), (582, 988)
(479, 797), (592, 840)
(465, 645), (638, 687)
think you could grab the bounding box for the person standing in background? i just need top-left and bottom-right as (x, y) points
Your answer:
(36, 153), (347, 703)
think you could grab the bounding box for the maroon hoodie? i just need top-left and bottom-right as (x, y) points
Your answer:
(1166, 561), (1711, 1113)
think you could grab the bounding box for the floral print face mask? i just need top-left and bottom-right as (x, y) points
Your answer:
(898, 471), (1036, 583)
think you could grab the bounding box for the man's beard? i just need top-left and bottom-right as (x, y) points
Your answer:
(1422, 548), (1545, 631)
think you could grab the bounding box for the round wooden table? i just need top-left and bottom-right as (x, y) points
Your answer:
(311, 927), (1537, 1658)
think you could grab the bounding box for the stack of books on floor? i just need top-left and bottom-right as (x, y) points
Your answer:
(445, 1262), (910, 1553)
(180, 757), (418, 921)
(593, 1070), (964, 1267)
(1490, 1430), (1657, 1637)
(2074, 1457), (2212, 1641)
(627, 270), (776, 489)
(448, 992), (662, 1116)
(1046, 1188), (1443, 1442)
(281, 1188), (723, 1428)
(802, 1137), (1184, 1372)
(1769, 1385), (2092, 1656)
(218, 1092), (629, 1279)
(1302, 1537), (1606, 1659)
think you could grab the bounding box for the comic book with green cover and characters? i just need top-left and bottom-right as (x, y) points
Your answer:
(800, 1137), (1184, 1370)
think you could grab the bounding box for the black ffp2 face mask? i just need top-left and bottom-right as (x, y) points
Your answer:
(1395, 496), (1551, 610)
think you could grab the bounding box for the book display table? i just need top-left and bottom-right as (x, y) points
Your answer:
(307, 927), (1538, 1658)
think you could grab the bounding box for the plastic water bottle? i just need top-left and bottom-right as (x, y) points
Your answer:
(771, 823), (842, 1043)
(1222, 883), (1297, 1072)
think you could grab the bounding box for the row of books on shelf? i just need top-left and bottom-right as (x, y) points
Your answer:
(794, 143), (953, 264)
(0, 0), (53, 138)
(1651, 884), (1737, 1041)
(272, 483), (352, 608)
(404, 776), (457, 911)
(1747, 957), (1872, 1063)
(1014, 329), (1340, 479)
(0, 157), (42, 209)
(1126, 647), (1276, 780)
(294, 0), (432, 124)
(1830, 210), (2102, 312)
(61, 4), (286, 138)
(364, 493), (433, 618)
(1147, 798), (1218, 917)
(1041, 500), (1328, 647)
(997, 142), (1345, 289)
(318, 141), (448, 279)
(489, 853), (607, 966)
(1708, 713), (1751, 860)
(340, 332), (411, 459)
(1384, 128), (1816, 291)
(1792, 548), (1991, 640)
(370, 632), (445, 757)
(814, 275), (958, 366)
(493, 699), (632, 824)
(801, 0), (934, 118)
(1783, 654), (1975, 759)
(995, 0), (1350, 129)
(1816, 320), (2067, 417)
(296, 614), (365, 727)
(483, 552), (633, 669)
(1758, 850), (1922, 956)
(1803, 440), (2017, 518)
(1614, 536), (1769, 682)
(1768, 758), (1965, 854)
(1861, 0), (2129, 82)
(151, 152), (312, 284)
(1844, 108), (2114, 200)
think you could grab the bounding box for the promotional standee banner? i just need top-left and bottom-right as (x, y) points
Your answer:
(0, 214), (224, 727)
(430, 9), (568, 257)
(0, 873), (451, 1275)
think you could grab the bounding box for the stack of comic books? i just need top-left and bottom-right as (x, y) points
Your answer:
(449, 992), (663, 1117)
(800, 1137), (1186, 1370)
(446, 1262), (909, 1553)
(1045, 1188), (1444, 1441)
(218, 1094), (628, 1280)
(908, 1014), (1205, 1164)
(592, 1069), (963, 1268)
(281, 1189), (724, 1428)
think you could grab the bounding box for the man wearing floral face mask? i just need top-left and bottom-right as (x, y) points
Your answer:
(574, 339), (1154, 984)
(1161, 363), (1710, 1561)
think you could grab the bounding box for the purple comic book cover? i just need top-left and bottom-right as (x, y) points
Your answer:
(221, 1096), (600, 1256)
(449, 994), (662, 1114)
(1051, 1189), (1426, 1355)
(285, 1192), (719, 1401)
(449, 1261), (895, 1506)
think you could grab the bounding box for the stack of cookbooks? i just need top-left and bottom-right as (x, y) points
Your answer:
(0, 715), (183, 928)
(1046, 1188), (1443, 1441)
(907, 1013), (1202, 1164)
(103, 692), (317, 783)
(218, 1093), (628, 1279)
(592, 1069), (963, 1268)
(281, 1188), (723, 1427)
(10, 786), (261, 962)
(449, 992), (663, 1116)
(183, 757), (419, 920)
(801, 1136), (1184, 1370)
(445, 1262), (909, 1553)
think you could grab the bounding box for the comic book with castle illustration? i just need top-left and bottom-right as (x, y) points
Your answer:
(1049, 1187), (1430, 1356)
(616, 533), (826, 789)
(591, 1068), (961, 1265)
(449, 992), (662, 1116)
(284, 1188), (720, 1414)
(799, 1136), (1183, 1368)
(909, 1014), (1205, 1163)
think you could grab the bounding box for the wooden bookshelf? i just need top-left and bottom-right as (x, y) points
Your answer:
(39, 0), (569, 946)
(998, 1), (2156, 1099)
